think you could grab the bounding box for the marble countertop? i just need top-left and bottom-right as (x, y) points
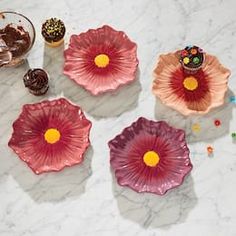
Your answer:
(1, 0), (236, 235)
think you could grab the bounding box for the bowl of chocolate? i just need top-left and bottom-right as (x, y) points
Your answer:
(0, 11), (35, 67)
(179, 45), (205, 74)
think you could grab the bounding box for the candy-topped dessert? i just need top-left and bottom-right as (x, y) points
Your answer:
(23, 68), (49, 96)
(41, 18), (66, 47)
(179, 45), (205, 74)
(153, 46), (230, 116)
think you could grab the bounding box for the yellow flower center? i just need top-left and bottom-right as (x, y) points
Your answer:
(94, 54), (110, 68)
(143, 151), (160, 167)
(44, 128), (61, 144)
(183, 76), (198, 91)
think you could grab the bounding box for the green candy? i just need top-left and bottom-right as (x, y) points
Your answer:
(193, 56), (200, 65)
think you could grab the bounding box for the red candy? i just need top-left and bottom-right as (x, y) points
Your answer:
(214, 119), (221, 127)
(181, 50), (188, 57)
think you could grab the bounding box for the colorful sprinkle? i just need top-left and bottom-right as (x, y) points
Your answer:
(183, 57), (190, 64)
(198, 47), (204, 53)
(207, 146), (214, 155)
(191, 48), (198, 55)
(214, 119), (221, 127)
(232, 132), (236, 139)
(181, 50), (188, 57)
(42, 18), (65, 40)
(193, 57), (200, 65)
(192, 123), (201, 132)
(229, 96), (236, 103)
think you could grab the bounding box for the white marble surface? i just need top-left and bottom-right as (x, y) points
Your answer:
(0, 0), (236, 235)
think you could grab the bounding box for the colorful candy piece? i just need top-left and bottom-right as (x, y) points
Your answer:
(193, 56), (200, 65)
(214, 119), (221, 127)
(181, 50), (188, 57)
(191, 48), (198, 55)
(183, 57), (190, 64)
(207, 146), (214, 155)
(192, 123), (201, 132)
(229, 96), (236, 103)
(198, 47), (204, 53)
(232, 132), (236, 139)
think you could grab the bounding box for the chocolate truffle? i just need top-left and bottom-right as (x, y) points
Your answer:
(180, 45), (205, 73)
(23, 69), (49, 95)
(41, 18), (65, 47)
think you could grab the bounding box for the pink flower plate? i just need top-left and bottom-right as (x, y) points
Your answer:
(108, 117), (192, 195)
(8, 98), (92, 174)
(64, 25), (138, 95)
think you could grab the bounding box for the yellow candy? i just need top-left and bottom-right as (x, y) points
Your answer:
(192, 123), (201, 132)
(183, 57), (190, 64)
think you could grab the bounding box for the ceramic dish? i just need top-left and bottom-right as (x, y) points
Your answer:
(108, 117), (192, 195)
(64, 25), (138, 95)
(8, 98), (92, 174)
(152, 50), (231, 116)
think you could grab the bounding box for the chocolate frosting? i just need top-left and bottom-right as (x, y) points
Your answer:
(180, 46), (204, 70)
(0, 24), (31, 58)
(23, 69), (49, 95)
(0, 37), (12, 66)
(41, 18), (65, 43)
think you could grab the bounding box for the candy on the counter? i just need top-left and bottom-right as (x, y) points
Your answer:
(214, 119), (221, 127)
(229, 96), (236, 103)
(231, 132), (236, 140)
(179, 45), (205, 73)
(207, 146), (214, 155)
(23, 68), (49, 95)
(41, 18), (66, 47)
(192, 123), (201, 133)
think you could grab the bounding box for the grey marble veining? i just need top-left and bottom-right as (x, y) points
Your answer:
(0, 0), (236, 235)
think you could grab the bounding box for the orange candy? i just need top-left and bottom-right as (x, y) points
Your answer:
(191, 48), (198, 55)
(207, 146), (214, 154)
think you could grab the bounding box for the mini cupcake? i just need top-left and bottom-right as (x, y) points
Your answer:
(41, 18), (65, 47)
(23, 68), (49, 95)
(179, 45), (205, 74)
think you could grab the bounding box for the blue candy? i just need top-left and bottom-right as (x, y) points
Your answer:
(229, 96), (236, 103)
